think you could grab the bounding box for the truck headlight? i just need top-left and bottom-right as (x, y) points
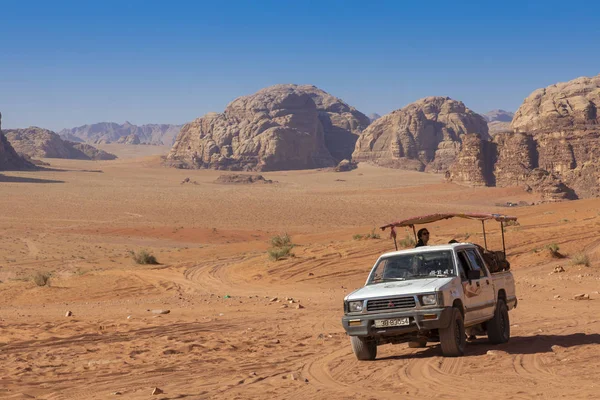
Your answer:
(420, 294), (437, 306)
(348, 301), (363, 312)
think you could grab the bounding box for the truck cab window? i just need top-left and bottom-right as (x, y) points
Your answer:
(465, 249), (487, 277)
(456, 251), (470, 281)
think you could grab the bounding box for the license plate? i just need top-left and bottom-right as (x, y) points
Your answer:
(374, 317), (410, 328)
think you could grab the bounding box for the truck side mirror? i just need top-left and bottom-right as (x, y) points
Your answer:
(467, 269), (481, 280)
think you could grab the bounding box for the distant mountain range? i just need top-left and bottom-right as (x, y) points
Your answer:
(59, 122), (183, 145)
(483, 109), (514, 123)
(483, 110), (514, 135)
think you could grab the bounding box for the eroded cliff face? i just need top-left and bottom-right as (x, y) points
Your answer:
(511, 75), (600, 133)
(352, 97), (489, 172)
(448, 74), (600, 201)
(0, 113), (35, 171)
(166, 84), (369, 171)
(5, 127), (116, 161)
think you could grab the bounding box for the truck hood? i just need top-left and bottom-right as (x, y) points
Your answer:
(345, 277), (454, 301)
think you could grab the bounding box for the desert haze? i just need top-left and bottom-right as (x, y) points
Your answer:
(1, 144), (600, 399)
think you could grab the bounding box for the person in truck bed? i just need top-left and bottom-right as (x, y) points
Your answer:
(415, 228), (430, 247)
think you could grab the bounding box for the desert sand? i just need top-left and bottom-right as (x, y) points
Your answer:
(2, 144), (600, 399)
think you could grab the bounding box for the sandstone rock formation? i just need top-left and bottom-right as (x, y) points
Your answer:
(335, 159), (358, 172)
(214, 174), (274, 184)
(511, 75), (600, 133)
(447, 134), (495, 187)
(167, 84), (370, 171)
(68, 142), (117, 160)
(448, 131), (577, 201)
(447, 75), (600, 200)
(0, 113), (35, 171)
(5, 127), (116, 161)
(353, 97), (489, 172)
(59, 122), (183, 145)
(117, 134), (141, 145)
(487, 121), (512, 135)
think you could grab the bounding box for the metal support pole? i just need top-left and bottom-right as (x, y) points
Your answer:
(393, 236), (398, 251)
(482, 220), (488, 250)
(501, 221), (506, 257)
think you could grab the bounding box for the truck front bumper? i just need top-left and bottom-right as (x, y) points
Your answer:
(342, 306), (454, 337)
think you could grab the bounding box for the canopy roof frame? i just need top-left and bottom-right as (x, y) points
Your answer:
(380, 212), (517, 254)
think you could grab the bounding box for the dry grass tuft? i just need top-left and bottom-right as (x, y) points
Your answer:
(131, 250), (159, 265)
(571, 253), (590, 267)
(33, 272), (51, 287)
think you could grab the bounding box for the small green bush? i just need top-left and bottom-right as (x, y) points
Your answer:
(366, 229), (380, 239)
(33, 272), (51, 287)
(268, 245), (294, 261)
(132, 250), (159, 265)
(546, 243), (560, 257)
(268, 234), (295, 261)
(571, 253), (590, 267)
(270, 233), (292, 248)
(353, 229), (380, 241)
(505, 220), (520, 226)
(398, 234), (416, 248)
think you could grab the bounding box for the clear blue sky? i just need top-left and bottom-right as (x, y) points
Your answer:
(1, 0), (599, 131)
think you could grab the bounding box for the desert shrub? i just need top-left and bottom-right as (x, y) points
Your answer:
(354, 229), (380, 241)
(366, 229), (380, 239)
(571, 253), (590, 267)
(270, 233), (292, 248)
(546, 243), (560, 257)
(33, 272), (51, 287)
(504, 220), (520, 226)
(268, 245), (294, 261)
(398, 234), (416, 248)
(268, 234), (295, 261)
(131, 250), (159, 265)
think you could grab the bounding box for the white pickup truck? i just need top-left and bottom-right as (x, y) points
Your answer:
(342, 243), (517, 359)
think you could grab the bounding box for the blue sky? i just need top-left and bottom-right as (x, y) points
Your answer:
(1, 0), (599, 131)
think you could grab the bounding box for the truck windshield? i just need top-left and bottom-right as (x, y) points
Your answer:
(369, 250), (456, 284)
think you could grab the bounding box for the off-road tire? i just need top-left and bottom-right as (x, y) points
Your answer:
(439, 308), (466, 357)
(487, 299), (510, 344)
(408, 338), (428, 348)
(350, 336), (377, 360)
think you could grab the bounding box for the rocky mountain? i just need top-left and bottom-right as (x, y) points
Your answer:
(483, 110), (514, 136)
(484, 109), (514, 123)
(167, 84), (370, 171)
(352, 97), (489, 172)
(368, 113), (381, 122)
(59, 122), (183, 145)
(448, 74), (600, 200)
(0, 113), (35, 171)
(5, 127), (116, 161)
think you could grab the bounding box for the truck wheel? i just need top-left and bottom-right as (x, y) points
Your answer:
(350, 336), (377, 360)
(439, 308), (466, 357)
(487, 299), (510, 344)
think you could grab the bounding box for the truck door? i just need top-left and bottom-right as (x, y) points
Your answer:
(457, 250), (494, 322)
(464, 249), (496, 320)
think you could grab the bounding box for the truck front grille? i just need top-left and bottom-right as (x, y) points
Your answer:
(367, 296), (416, 312)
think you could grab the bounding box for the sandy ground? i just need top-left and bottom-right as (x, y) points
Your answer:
(2, 145), (600, 399)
